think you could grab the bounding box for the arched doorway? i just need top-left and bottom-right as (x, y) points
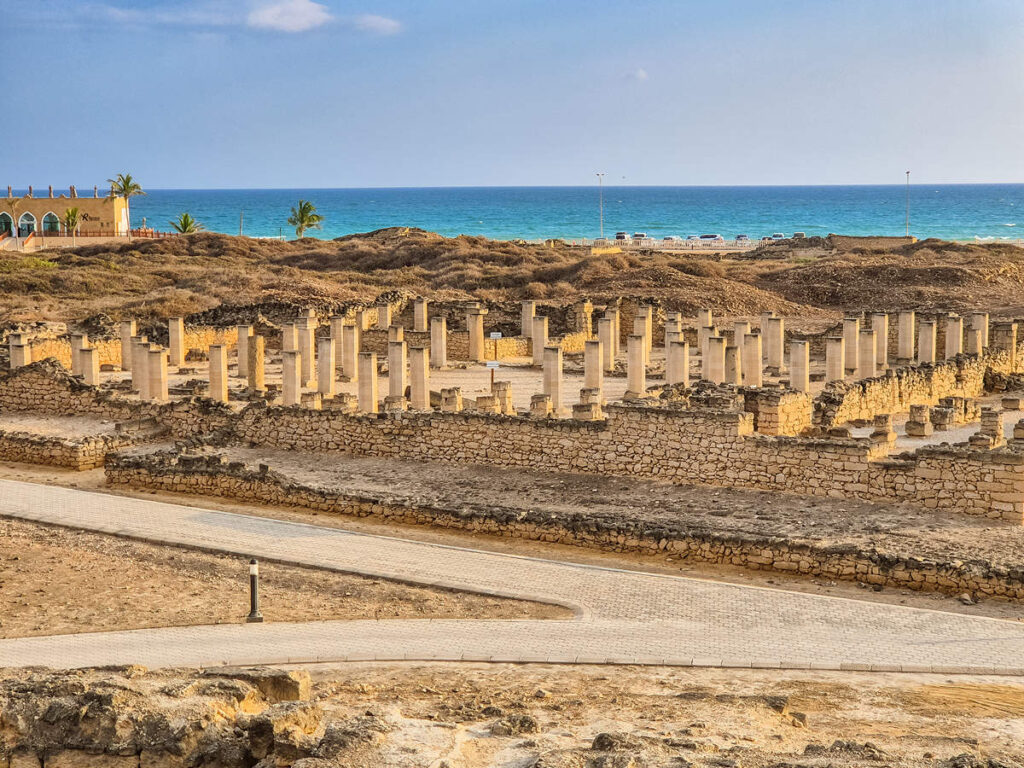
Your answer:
(18, 213), (36, 236)
(0, 213), (12, 236)
(42, 212), (60, 234)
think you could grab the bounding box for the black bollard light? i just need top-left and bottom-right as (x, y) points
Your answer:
(246, 558), (264, 623)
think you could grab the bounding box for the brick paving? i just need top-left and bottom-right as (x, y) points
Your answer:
(2, 478), (1024, 673)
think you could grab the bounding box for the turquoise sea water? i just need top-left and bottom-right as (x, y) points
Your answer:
(117, 185), (1024, 242)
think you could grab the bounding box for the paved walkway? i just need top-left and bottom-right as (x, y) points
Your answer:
(3, 478), (1024, 673)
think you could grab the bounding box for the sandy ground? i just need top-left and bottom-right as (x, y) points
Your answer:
(0, 461), (1018, 622)
(0, 517), (567, 639)
(0, 412), (120, 438)
(288, 662), (1024, 766)
(5, 662), (1022, 766)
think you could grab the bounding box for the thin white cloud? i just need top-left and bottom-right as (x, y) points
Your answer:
(247, 0), (333, 32)
(628, 67), (650, 82)
(350, 13), (401, 35)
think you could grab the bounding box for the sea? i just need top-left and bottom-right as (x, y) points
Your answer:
(122, 185), (1023, 242)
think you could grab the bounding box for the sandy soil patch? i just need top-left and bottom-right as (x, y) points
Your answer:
(0, 517), (568, 639)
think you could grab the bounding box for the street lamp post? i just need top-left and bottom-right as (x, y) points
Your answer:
(905, 170), (910, 237)
(596, 173), (605, 239)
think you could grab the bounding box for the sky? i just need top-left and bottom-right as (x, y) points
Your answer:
(2, 0), (1023, 188)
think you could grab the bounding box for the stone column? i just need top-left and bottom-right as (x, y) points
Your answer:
(945, 314), (963, 359)
(698, 325), (715, 361)
(70, 334), (87, 375)
(966, 327), (983, 355)
(388, 340), (407, 398)
(467, 309), (486, 363)
(766, 317), (785, 371)
(897, 311), (915, 362)
(119, 320), (136, 371)
(409, 346), (430, 410)
(131, 337), (149, 397)
(970, 312), (989, 350)
(167, 317), (185, 367)
(281, 350), (301, 406)
(706, 337), (726, 384)
(414, 299), (429, 333)
(639, 306), (653, 356)
(342, 323), (360, 380)
(842, 317), (860, 374)
(825, 337), (845, 382)
(871, 313), (889, 368)
(733, 321), (751, 350)
(531, 316), (548, 365)
(147, 347), (168, 402)
(625, 334), (646, 398)
(698, 308), (713, 330)
(329, 316), (346, 366)
(584, 339), (603, 393)
(598, 317), (615, 372)
(207, 344), (228, 402)
(633, 315), (650, 364)
(742, 333), (762, 386)
(542, 345), (564, 415)
(521, 301), (536, 338)
(604, 307), (620, 357)
(388, 325), (404, 343)
(357, 352), (378, 413)
(665, 315), (682, 336)
(80, 347), (100, 386)
(376, 303), (392, 331)
(355, 309), (369, 331)
(789, 341), (810, 392)
(759, 312), (775, 360)
(430, 316), (447, 368)
(9, 344), (30, 369)
(857, 329), (877, 378)
(667, 340), (690, 387)
(281, 323), (297, 352)
(298, 318), (316, 387)
(990, 322), (1018, 368)
(236, 325), (252, 378)
(247, 335), (265, 394)
(724, 346), (741, 386)
(918, 320), (937, 364)
(317, 337), (335, 397)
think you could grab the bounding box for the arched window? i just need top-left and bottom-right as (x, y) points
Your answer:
(18, 212), (36, 236)
(0, 213), (12, 236)
(42, 212), (60, 233)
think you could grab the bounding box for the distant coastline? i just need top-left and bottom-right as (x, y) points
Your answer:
(96, 184), (1024, 242)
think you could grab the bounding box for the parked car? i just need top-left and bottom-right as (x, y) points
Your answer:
(735, 234), (750, 242)
(686, 235), (700, 241)
(771, 233), (786, 240)
(614, 231), (629, 240)
(793, 231), (806, 239)
(632, 232), (648, 240)
(663, 235), (682, 242)
(699, 234), (724, 242)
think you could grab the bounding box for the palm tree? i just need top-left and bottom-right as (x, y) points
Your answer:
(169, 212), (204, 234)
(106, 173), (146, 240)
(287, 199), (324, 238)
(62, 207), (82, 246)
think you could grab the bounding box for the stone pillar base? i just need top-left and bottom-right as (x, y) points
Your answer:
(384, 395), (409, 412)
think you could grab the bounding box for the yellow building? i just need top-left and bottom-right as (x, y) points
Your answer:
(1, 185), (129, 237)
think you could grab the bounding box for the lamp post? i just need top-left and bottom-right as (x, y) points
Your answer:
(596, 172), (605, 239)
(905, 170), (910, 237)
(246, 558), (264, 623)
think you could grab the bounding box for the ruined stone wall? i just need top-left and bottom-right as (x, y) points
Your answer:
(0, 430), (136, 469)
(3, 361), (1022, 519)
(818, 347), (1023, 427)
(746, 391), (813, 436)
(24, 325), (239, 370)
(107, 451), (1024, 601)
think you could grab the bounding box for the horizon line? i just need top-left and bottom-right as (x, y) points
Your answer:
(9, 181), (1020, 192)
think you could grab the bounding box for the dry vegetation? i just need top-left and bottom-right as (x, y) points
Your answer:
(3, 229), (1024, 326)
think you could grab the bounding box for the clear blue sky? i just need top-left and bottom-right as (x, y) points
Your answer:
(3, 0), (1022, 188)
